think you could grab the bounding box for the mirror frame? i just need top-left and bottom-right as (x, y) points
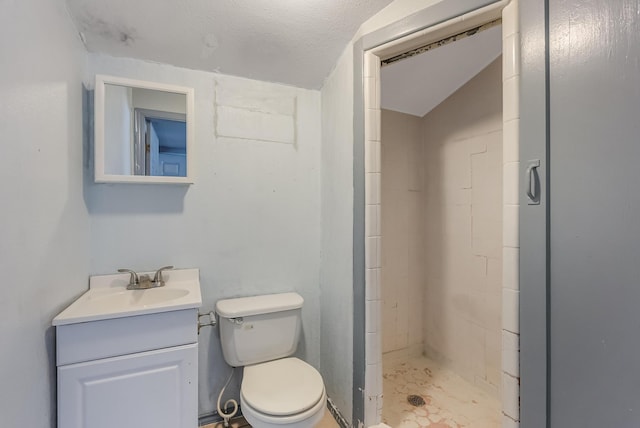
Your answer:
(94, 74), (195, 184)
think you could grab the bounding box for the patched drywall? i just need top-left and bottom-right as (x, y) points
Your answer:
(85, 53), (322, 418)
(214, 79), (297, 145)
(0, 1), (90, 426)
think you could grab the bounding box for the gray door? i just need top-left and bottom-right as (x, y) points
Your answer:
(548, 0), (640, 426)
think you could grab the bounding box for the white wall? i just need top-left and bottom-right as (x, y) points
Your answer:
(380, 110), (424, 354)
(86, 53), (322, 417)
(317, 3), (449, 423)
(355, 0), (442, 39)
(0, 1), (90, 426)
(320, 45), (355, 422)
(421, 57), (503, 395)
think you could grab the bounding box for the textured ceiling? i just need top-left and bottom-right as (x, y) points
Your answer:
(381, 25), (503, 117)
(65, 0), (393, 89)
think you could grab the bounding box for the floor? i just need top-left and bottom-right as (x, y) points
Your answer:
(382, 354), (501, 428)
(201, 409), (339, 428)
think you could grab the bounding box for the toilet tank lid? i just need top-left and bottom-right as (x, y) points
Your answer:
(216, 292), (303, 318)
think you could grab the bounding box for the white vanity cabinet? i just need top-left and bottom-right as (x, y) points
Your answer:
(55, 309), (199, 428)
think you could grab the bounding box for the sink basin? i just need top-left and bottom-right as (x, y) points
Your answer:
(53, 268), (202, 326)
(87, 288), (190, 308)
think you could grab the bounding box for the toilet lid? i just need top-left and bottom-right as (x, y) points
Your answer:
(241, 357), (324, 416)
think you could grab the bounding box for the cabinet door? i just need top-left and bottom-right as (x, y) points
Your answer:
(58, 343), (197, 428)
(548, 0), (640, 426)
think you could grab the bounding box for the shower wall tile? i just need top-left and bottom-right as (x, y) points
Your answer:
(364, 393), (378, 426)
(366, 108), (381, 142)
(365, 172), (381, 205)
(502, 3), (521, 424)
(503, 119), (519, 163)
(364, 51), (384, 426)
(502, 373), (520, 421)
(502, 288), (519, 334)
(503, 204), (519, 248)
(364, 364), (380, 402)
(420, 56), (503, 398)
(502, 247), (519, 291)
(366, 204), (380, 237)
(486, 330), (502, 389)
(503, 76), (520, 121)
(364, 77), (377, 110)
(502, 330), (520, 377)
(366, 332), (382, 364)
(366, 236), (381, 269)
(380, 109), (424, 355)
(364, 52), (379, 80)
(365, 140), (381, 173)
(503, 32), (521, 80)
(503, 162), (520, 206)
(502, 0), (519, 38)
(366, 268), (380, 301)
(366, 300), (380, 333)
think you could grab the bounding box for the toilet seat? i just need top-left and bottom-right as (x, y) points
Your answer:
(240, 388), (326, 426)
(241, 357), (325, 416)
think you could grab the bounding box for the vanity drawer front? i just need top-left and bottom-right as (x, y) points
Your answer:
(56, 309), (197, 366)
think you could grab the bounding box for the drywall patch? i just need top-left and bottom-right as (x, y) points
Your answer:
(214, 79), (297, 145)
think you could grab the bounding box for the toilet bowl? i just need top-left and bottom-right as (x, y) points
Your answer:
(241, 358), (326, 428)
(216, 293), (326, 428)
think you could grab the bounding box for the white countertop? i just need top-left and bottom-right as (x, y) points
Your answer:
(53, 268), (202, 326)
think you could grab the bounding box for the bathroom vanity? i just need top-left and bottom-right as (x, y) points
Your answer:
(53, 268), (201, 428)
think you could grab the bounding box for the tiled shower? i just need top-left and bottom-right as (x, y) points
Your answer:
(380, 57), (503, 426)
(363, 2), (521, 426)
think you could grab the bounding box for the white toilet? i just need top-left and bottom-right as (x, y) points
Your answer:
(216, 292), (326, 428)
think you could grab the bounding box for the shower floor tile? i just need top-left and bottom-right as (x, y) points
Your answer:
(382, 354), (500, 428)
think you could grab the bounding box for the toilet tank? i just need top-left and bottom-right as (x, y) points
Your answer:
(215, 292), (304, 367)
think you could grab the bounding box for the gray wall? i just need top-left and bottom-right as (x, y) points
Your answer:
(320, 45), (355, 422)
(0, 1), (90, 426)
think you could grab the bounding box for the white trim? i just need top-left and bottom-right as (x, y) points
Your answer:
(94, 74), (195, 184)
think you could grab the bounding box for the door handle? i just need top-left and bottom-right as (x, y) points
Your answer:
(526, 159), (541, 205)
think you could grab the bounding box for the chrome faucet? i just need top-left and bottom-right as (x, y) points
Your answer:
(152, 265), (173, 287)
(118, 266), (174, 290)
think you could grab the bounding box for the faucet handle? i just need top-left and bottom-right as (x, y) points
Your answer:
(118, 269), (139, 286)
(153, 266), (174, 286)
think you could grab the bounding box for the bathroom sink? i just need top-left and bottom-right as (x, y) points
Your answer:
(87, 288), (190, 308)
(53, 268), (201, 326)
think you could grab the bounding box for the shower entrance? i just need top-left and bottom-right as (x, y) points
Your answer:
(356, 1), (520, 426)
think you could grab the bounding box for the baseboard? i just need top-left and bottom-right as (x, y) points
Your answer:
(198, 405), (243, 427)
(327, 397), (350, 428)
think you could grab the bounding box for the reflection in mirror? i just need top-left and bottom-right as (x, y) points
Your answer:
(95, 75), (194, 184)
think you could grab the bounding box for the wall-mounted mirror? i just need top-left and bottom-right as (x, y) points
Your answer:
(94, 75), (195, 184)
